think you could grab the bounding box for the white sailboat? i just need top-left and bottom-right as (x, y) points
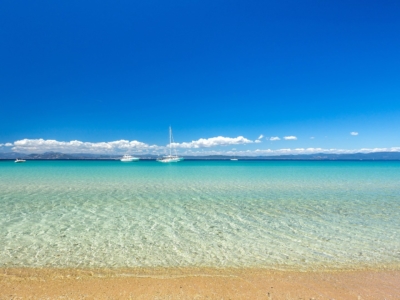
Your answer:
(14, 158), (26, 163)
(120, 154), (140, 162)
(157, 127), (184, 163)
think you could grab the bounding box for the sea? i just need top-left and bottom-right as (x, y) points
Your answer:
(0, 160), (399, 270)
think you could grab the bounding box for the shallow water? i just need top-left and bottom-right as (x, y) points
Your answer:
(0, 160), (399, 269)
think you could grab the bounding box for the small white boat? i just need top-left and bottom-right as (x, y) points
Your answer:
(158, 155), (184, 163)
(14, 158), (26, 163)
(157, 127), (184, 163)
(120, 154), (140, 162)
(230, 158), (238, 161)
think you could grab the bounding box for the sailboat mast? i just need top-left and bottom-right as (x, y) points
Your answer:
(169, 126), (172, 156)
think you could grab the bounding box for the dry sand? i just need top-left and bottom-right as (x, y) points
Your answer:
(1, 267), (399, 299)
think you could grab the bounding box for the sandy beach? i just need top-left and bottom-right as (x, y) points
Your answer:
(1, 267), (399, 299)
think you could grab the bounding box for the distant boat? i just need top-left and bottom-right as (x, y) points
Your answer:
(230, 158), (238, 161)
(120, 154), (140, 162)
(157, 127), (184, 163)
(14, 158), (26, 163)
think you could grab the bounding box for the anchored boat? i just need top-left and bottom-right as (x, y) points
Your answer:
(120, 154), (140, 162)
(157, 127), (184, 163)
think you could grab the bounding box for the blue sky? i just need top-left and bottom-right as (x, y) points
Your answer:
(1, 1), (399, 155)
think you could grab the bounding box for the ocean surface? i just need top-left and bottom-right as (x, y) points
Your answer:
(0, 160), (399, 270)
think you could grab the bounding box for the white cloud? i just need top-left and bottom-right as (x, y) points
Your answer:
(0, 144), (3, 147)
(254, 134), (263, 143)
(172, 136), (253, 148)
(284, 136), (297, 140)
(310, 137), (315, 139)
(269, 137), (280, 141)
(5, 143), (13, 147)
(350, 132), (358, 136)
(12, 139), (158, 153)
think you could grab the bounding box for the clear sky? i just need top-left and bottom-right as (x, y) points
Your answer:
(1, 1), (399, 155)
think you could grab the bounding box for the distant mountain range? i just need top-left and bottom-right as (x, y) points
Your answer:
(184, 152), (400, 160)
(1, 151), (400, 160)
(0, 152), (157, 160)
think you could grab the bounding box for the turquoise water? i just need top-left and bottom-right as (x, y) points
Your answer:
(0, 160), (399, 270)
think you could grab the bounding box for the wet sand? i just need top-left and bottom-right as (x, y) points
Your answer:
(1, 267), (399, 299)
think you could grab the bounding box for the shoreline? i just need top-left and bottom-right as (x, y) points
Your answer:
(1, 267), (399, 299)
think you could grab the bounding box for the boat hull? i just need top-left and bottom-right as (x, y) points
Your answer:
(157, 157), (184, 163)
(120, 158), (140, 162)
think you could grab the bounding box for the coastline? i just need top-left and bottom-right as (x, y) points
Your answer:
(1, 267), (399, 299)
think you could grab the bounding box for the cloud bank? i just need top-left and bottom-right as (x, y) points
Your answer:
(6, 137), (400, 157)
(10, 136), (254, 153)
(0, 143), (13, 147)
(172, 136), (253, 148)
(12, 139), (158, 153)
